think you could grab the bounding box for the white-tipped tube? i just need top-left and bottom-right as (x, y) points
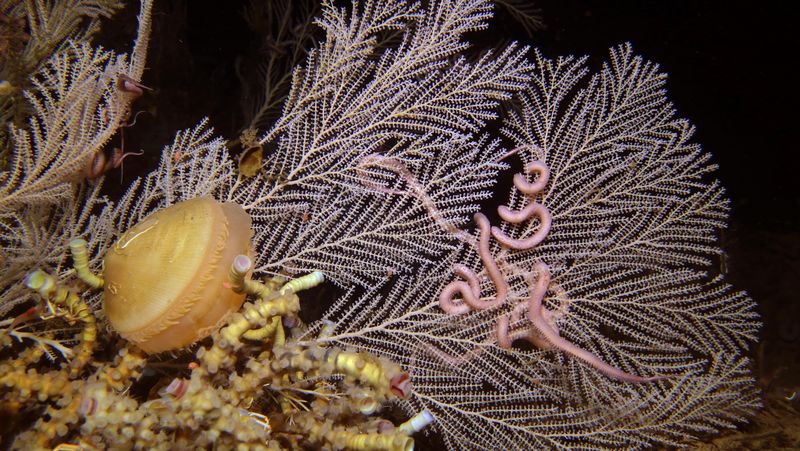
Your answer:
(233, 255), (252, 274)
(398, 410), (434, 435)
(228, 255), (253, 293)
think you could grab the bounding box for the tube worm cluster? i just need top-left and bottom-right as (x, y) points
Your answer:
(1, 199), (431, 450)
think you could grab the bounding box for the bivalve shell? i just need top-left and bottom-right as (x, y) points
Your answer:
(103, 197), (253, 353)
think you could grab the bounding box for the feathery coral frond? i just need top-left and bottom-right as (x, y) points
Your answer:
(298, 43), (759, 449)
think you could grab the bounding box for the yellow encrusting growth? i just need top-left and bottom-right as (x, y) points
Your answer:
(203, 254), (321, 372)
(242, 315), (282, 341)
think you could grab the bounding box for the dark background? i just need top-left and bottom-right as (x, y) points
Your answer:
(523, 2), (800, 445)
(97, 0), (798, 447)
(526, 0), (798, 390)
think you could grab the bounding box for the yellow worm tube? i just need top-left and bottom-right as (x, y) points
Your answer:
(227, 255), (312, 339)
(280, 271), (324, 295)
(297, 413), (413, 451)
(273, 317), (286, 346)
(205, 257), (319, 372)
(329, 351), (389, 393)
(26, 270), (97, 377)
(339, 431), (413, 451)
(242, 316), (281, 341)
(228, 255), (270, 298)
(69, 239), (104, 289)
(229, 255), (323, 297)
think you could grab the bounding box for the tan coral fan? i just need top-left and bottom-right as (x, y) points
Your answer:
(103, 197), (253, 353)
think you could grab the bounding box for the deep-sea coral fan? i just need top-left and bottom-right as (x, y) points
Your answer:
(0, 0), (760, 449)
(0, 0), (153, 318)
(1, 0), (434, 446)
(317, 44), (760, 449)
(0, 0), (125, 164)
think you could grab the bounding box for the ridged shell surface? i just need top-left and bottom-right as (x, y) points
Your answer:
(103, 197), (252, 353)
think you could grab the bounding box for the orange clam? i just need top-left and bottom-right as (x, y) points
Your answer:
(101, 197), (253, 353)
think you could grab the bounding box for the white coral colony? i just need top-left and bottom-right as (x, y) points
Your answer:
(78, 197), (253, 353)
